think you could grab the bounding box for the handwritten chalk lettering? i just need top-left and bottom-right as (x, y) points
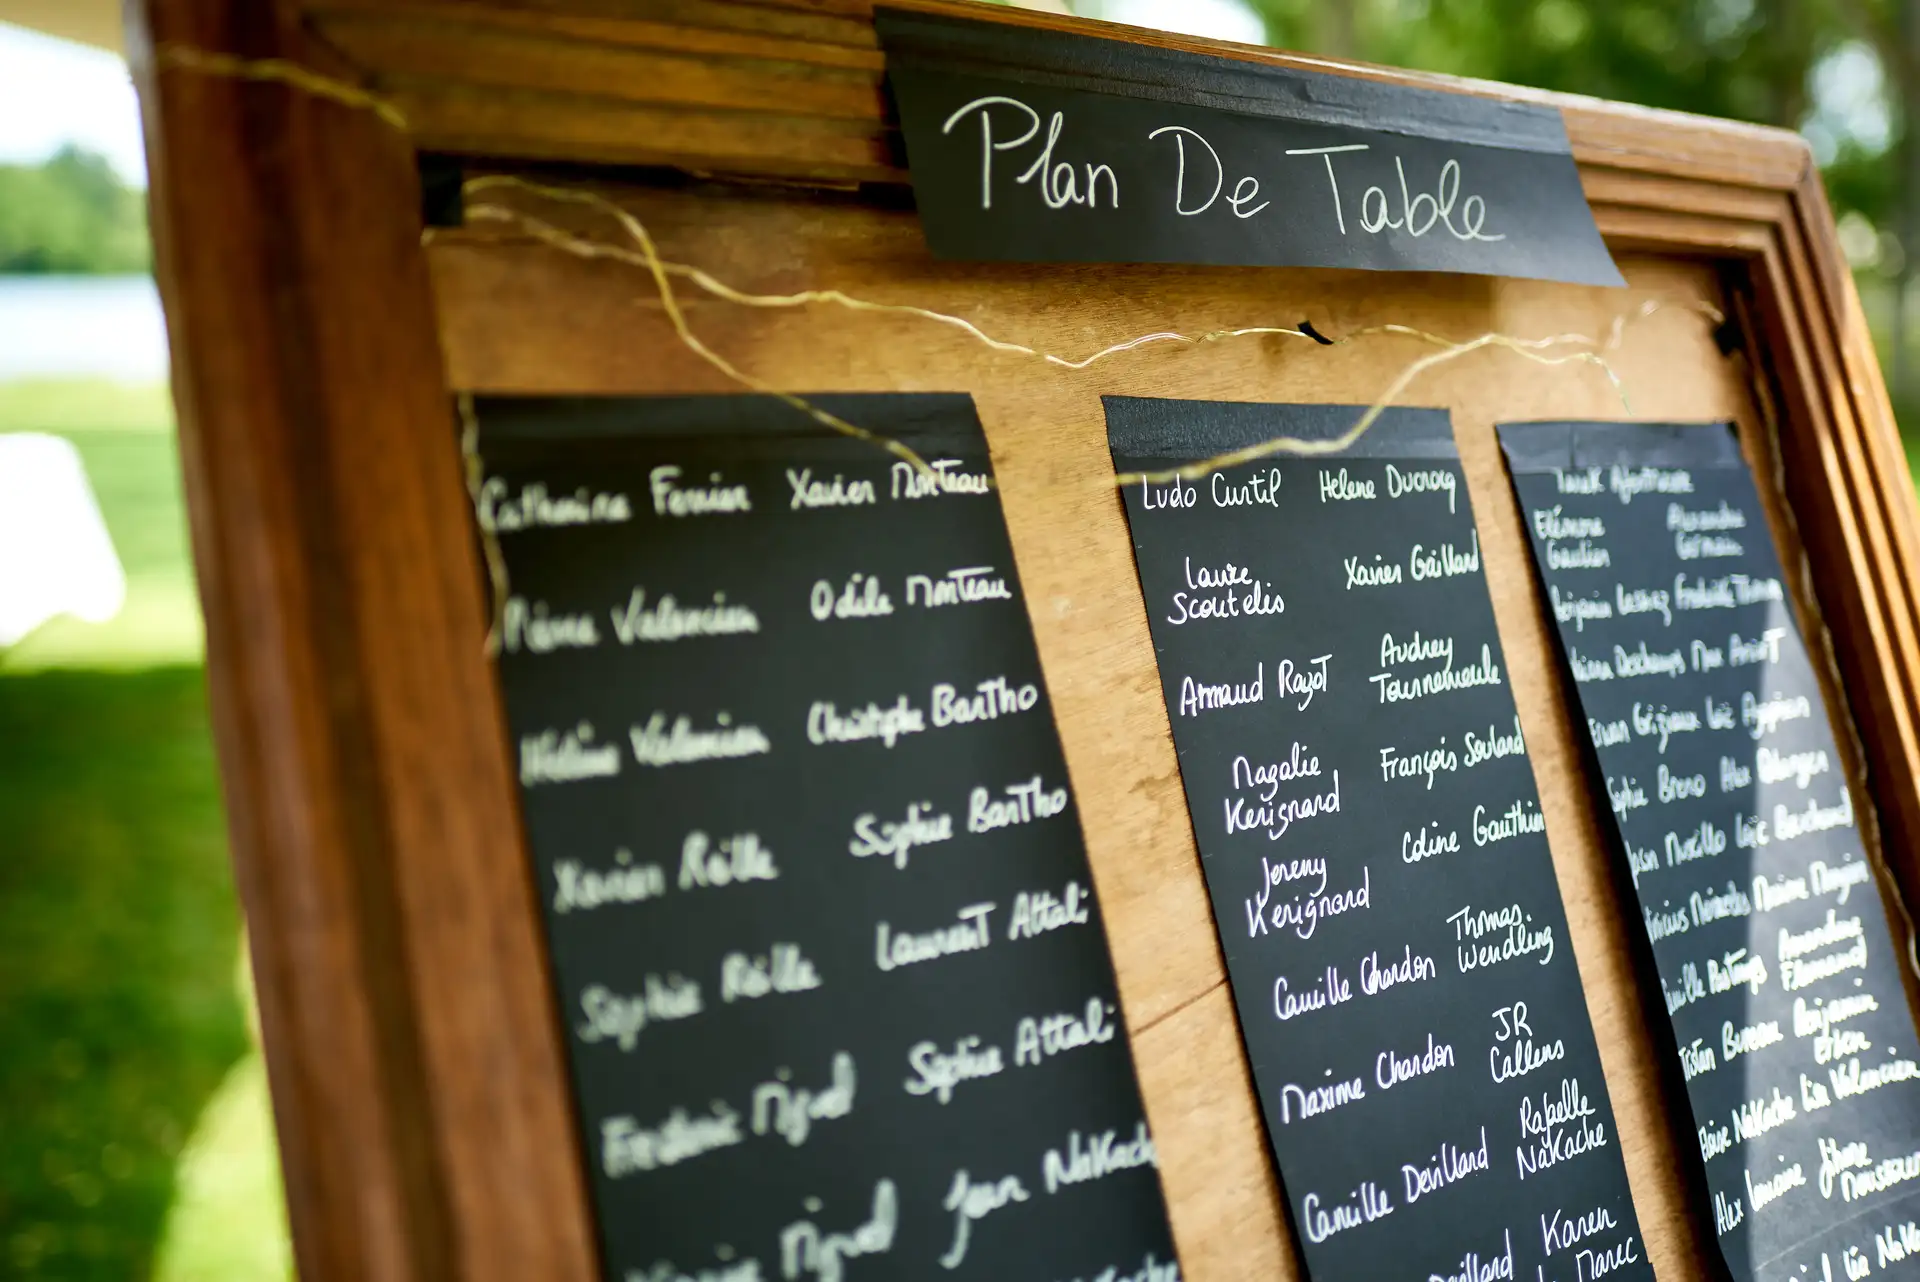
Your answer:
(810, 573), (892, 622)
(1823, 1138), (1920, 1202)
(1516, 1077), (1608, 1180)
(1692, 880), (1752, 926)
(1056, 1255), (1181, 1282)
(1644, 901), (1689, 942)
(969, 775), (1069, 833)
(1804, 1073), (1835, 1111)
(1380, 735), (1459, 789)
(1371, 642), (1503, 704)
(1276, 654), (1331, 710)
(1779, 910), (1868, 993)
(1608, 776), (1648, 818)
(1730, 627), (1787, 666)
(1295, 147), (1505, 243)
(892, 458), (992, 499)
(1832, 1054), (1920, 1100)
(1813, 855), (1872, 905)
(753, 1052), (856, 1148)
(1675, 571), (1785, 611)
(651, 465), (751, 517)
(945, 96), (1119, 213)
(1319, 466), (1375, 502)
(1613, 641), (1686, 679)
(631, 1255), (764, 1282)
(1758, 745), (1834, 789)
(503, 596), (600, 654)
(807, 695), (925, 748)
(1212, 467), (1281, 508)
(1491, 1018), (1567, 1085)
(784, 467), (875, 511)
(1679, 1038), (1717, 1081)
(1428, 1229), (1513, 1282)
(1274, 966), (1352, 1021)
(576, 975), (703, 1052)
(1706, 947), (1769, 996)
(1543, 1207), (1620, 1257)
(1610, 465), (1693, 504)
(1664, 820), (1726, 869)
(1744, 690), (1815, 739)
(1547, 536), (1611, 570)
(1225, 751), (1340, 840)
(1657, 764), (1706, 804)
(1879, 1221), (1920, 1267)
(1140, 475), (1196, 511)
(904, 1035), (1005, 1104)
(1007, 880), (1092, 941)
(1720, 755), (1753, 791)
(1533, 505), (1605, 543)
(1568, 649), (1614, 682)
(1170, 556), (1284, 623)
(1574, 1237), (1641, 1281)
(1745, 1158), (1807, 1214)
(1403, 1126), (1491, 1204)
(680, 830), (779, 891)
(1676, 531), (1744, 560)
(1299, 1181), (1396, 1244)
(1015, 997), (1118, 1066)
(612, 587), (760, 644)
(1700, 1117), (1733, 1162)
(1662, 962), (1708, 1014)
(1378, 1032), (1455, 1092)
(1450, 902), (1554, 971)
(1590, 717), (1631, 747)
(1817, 1027), (1875, 1066)
(601, 1101), (743, 1178)
(1043, 1121), (1157, 1192)
(521, 721), (620, 785)
(849, 803), (953, 871)
(1472, 800), (1544, 847)
(1344, 553), (1404, 589)
(1246, 864), (1370, 941)
(1387, 463), (1459, 512)
(876, 903), (995, 973)
(1714, 1190), (1745, 1235)
(905, 566), (1011, 609)
(1465, 718), (1527, 769)
(1690, 639), (1725, 673)
(1402, 821), (1460, 864)
(1734, 810), (1769, 850)
(1150, 126), (1255, 218)
(1551, 583), (1613, 632)
(1631, 701), (1700, 753)
(1729, 1087), (1797, 1150)
(781, 1179), (898, 1281)
(554, 848), (666, 914)
(1775, 788), (1856, 843)
(631, 712), (771, 767)
(1614, 584), (1673, 626)
(1557, 466), (1604, 495)
(932, 676), (1040, 727)
(1361, 945), (1438, 994)
(939, 1170), (1030, 1270)
(722, 942), (821, 1003)
(1179, 663), (1263, 716)
(479, 476), (630, 532)
(1411, 533), (1481, 581)
(1797, 993), (1882, 1042)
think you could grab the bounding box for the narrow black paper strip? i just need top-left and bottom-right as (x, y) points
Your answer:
(481, 393), (1179, 1282)
(1501, 419), (1920, 1282)
(877, 9), (1623, 286)
(1108, 398), (1649, 1282)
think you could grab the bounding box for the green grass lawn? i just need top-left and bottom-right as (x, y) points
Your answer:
(1, 379), (286, 1281)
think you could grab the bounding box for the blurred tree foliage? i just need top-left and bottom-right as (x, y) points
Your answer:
(0, 146), (150, 275)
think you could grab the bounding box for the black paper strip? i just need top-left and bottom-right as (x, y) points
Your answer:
(877, 10), (1622, 286)
(1108, 397), (1649, 1282)
(1501, 419), (1920, 1282)
(480, 392), (1179, 1282)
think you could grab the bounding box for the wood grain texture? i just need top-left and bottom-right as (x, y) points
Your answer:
(128, 4), (598, 1282)
(426, 181), (1757, 1278)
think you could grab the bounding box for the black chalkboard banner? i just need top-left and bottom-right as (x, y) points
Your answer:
(1502, 420), (1920, 1282)
(1108, 399), (1649, 1282)
(478, 392), (1179, 1282)
(875, 9), (1622, 286)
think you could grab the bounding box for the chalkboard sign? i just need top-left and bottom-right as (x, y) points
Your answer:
(478, 393), (1179, 1282)
(1107, 400), (1649, 1282)
(876, 8), (1622, 286)
(1503, 421), (1920, 1282)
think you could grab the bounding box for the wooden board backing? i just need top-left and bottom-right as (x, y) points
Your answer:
(426, 180), (1786, 1279)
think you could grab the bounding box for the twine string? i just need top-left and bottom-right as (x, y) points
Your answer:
(457, 393), (511, 657)
(154, 45), (409, 131)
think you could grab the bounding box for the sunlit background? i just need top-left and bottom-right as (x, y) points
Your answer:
(0, 1), (1916, 1278)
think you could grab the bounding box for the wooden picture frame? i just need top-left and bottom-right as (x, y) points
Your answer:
(126, 1), (1920, 1279)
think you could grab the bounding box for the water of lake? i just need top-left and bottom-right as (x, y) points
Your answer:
(0, 276), (169, 381)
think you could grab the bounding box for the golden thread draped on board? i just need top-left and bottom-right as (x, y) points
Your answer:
(457, 394), (511, 657)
